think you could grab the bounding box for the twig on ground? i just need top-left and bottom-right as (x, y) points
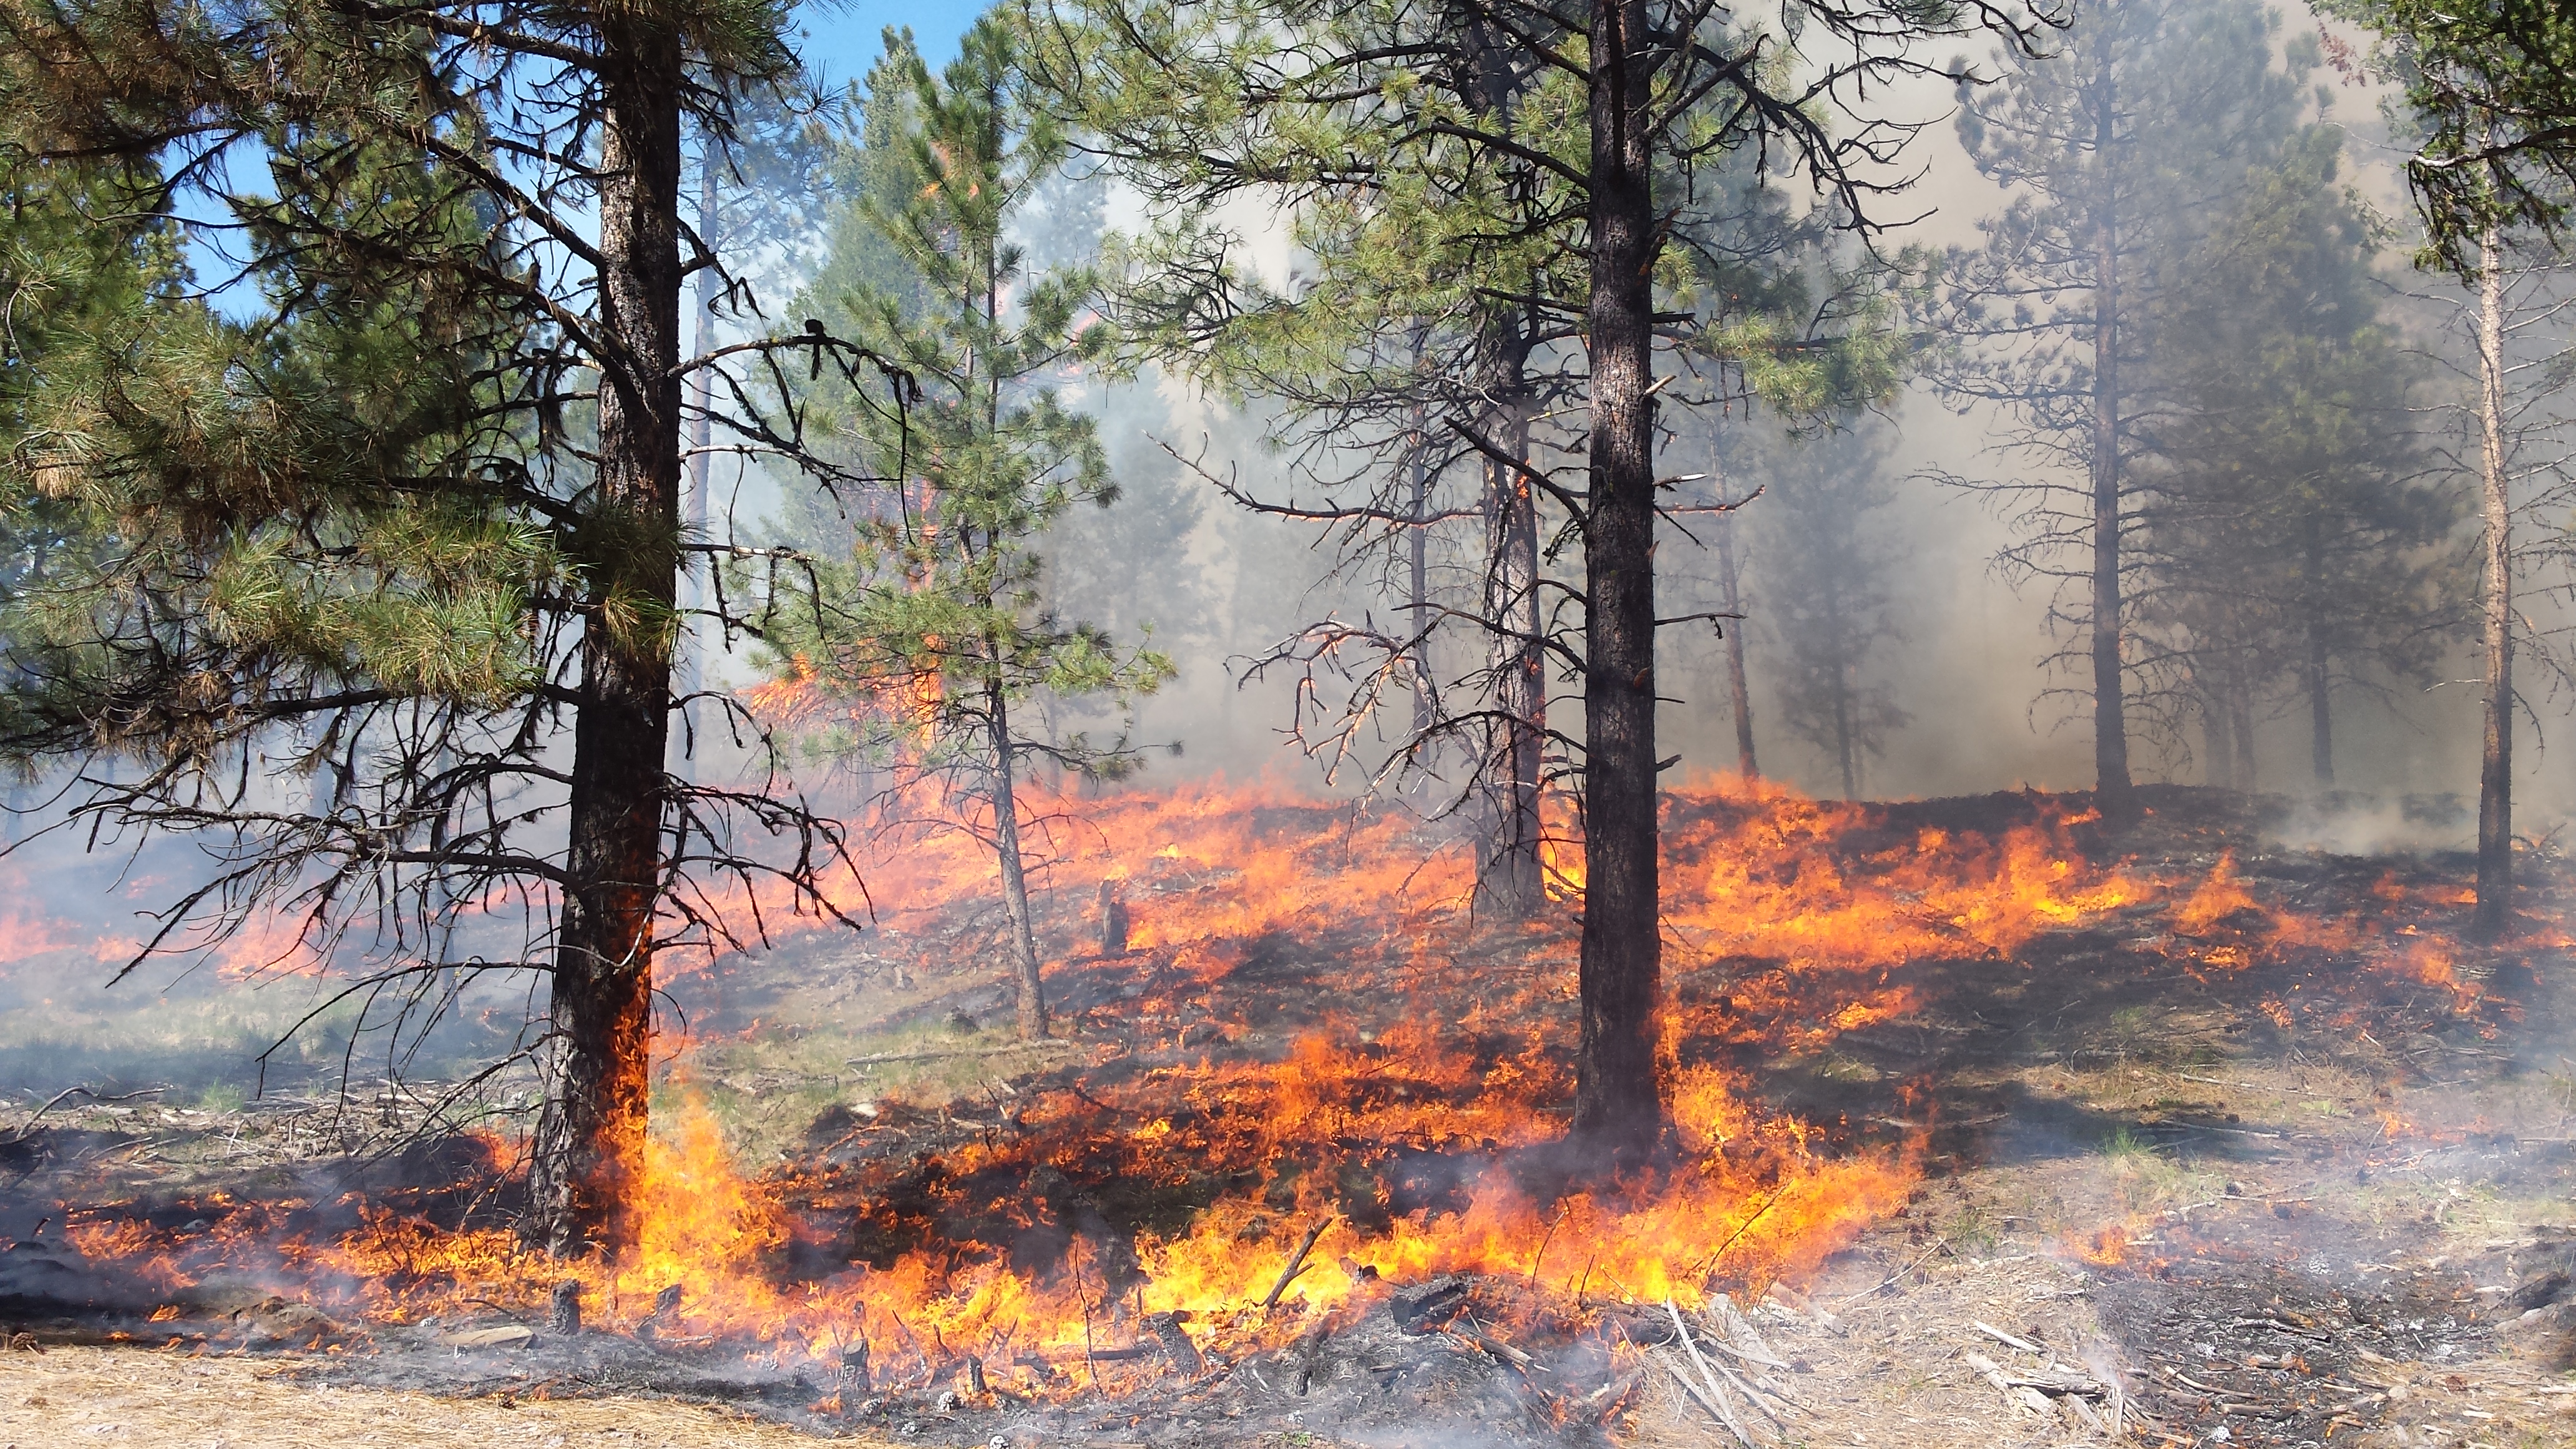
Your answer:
(1262, 1218), (1333, 1309)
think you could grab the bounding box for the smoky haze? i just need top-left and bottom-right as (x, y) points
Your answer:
(2, 0), (2565, 1100)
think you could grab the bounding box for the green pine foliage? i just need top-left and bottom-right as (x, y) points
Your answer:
(766, 20), (1172, 778)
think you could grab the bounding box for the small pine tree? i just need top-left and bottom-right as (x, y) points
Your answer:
(764, 21), (1172, 1041)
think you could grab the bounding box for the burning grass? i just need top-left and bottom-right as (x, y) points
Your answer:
(4, 778), (2572, 1444)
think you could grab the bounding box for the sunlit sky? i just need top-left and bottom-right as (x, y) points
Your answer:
(795, 1), (987, 90)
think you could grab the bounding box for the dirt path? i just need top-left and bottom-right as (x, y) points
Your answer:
(0, 1346), (881, 1448)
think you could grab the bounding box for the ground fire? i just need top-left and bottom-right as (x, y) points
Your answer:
(6, 779), (2574, 1447)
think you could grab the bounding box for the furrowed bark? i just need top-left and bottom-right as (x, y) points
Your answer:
(2474, 221), (2512, 940)
(2087, 46), (2132, 814)
(530, 22), (685, 1257)
(1569, 0), (1667, 1165)
(990, 671), (1048, 1041)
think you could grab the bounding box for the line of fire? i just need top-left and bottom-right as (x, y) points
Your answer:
(3, 1), (2576, 1447)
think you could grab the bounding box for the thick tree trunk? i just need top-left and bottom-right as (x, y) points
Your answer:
(1714, 500), (1756, 780)
(530, 24), (685, 1257)
(1569, 0), (1666, 1167)
(2087, 49), (2132, 814)
(2475, 223), (2512, 939)
(990, 673), (1047, 1040)
(1480, 384), (1546, 916)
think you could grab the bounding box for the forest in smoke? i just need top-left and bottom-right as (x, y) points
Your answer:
(4, 0), (2574, 1261)
(717, 1), (2568, 823)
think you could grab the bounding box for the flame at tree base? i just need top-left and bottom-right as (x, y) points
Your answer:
(41, 777), (2525, 1395)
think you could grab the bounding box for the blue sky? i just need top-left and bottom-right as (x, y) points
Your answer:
(794, 1), (988, 91)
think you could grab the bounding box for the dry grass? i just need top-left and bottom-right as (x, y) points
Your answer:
(0, 1345), (889, 1447)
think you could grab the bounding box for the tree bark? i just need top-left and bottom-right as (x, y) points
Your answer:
(2474, 220), (2512, 939)
(2087, 47), (2132, 814)
(1569, 0), (1666, 1167)
(529, 22), (685, 1257)
(988, 672), (1047, 1040)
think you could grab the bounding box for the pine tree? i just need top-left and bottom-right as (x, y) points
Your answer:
(1931, 0), (2309, 811)
(0, 0), (900, 1253)
(2320, 1), (2576, 273)
(2139, 124), (2459, 791)
(761, 21), (1172, 1042)
(1738, 422), (1912, 800)
(1029, 0), (2057, 1164)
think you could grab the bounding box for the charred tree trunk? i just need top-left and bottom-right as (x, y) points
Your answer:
(530, 24), (686, 1257)
(988, 670), (1048, 1041)
(1480, 384), (1546, 916)
(2087, 51), (2133, 816)
(1714, 499), (1756, 780)
(2475, 222), (2512, 939)
(1570, 0), (1667, 1166)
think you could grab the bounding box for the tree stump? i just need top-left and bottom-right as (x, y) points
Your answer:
(548, 1279), (582, 1336)
(1147, 1310), (1202, 1375)
(1098, 881), (1129, 955)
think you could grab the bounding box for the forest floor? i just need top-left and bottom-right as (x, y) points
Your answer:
(6, 785), (2576, 1448)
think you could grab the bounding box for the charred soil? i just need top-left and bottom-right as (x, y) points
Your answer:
(2, 783), (2575, 1449)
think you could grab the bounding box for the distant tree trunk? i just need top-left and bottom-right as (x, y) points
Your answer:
(2087, 52), (2134, 814)
(2228, 683), (2258, 794)
(2474, 220), (2512, 939)
(2303, 521), (2333, 789)
(530, 22), (685, 1257)
(1478, 344), (1545, 917)
(988, 667), (1047, 1040)
(2199, 677), (2233, 789)
(1714, 500), (1757, 780)
(1570, 0), (1667, 1166)
(1823, 572), (1865, 789)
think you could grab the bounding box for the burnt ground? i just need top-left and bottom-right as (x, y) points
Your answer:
(6, 784), (2576, 1448)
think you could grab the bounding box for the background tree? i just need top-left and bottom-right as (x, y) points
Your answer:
(2138, 122), (2459, 791)
(2325, 1), (2576, 938)
(761, 22), (1173, 1042)
(1931, 0), (2308, 808)
(1034, 0), (2057, 1162)
(1735, 419), (1912, 799)
(0, 0), (900, 1254)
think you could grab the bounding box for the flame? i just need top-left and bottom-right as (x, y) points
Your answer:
(2176, 853), (2263, 936)
(2067, 1222), (2131, 1267)
(22, 776), (2542, 1391)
